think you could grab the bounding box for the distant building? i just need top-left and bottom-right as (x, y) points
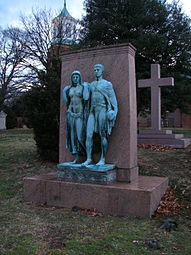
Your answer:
(51, 0), (78, 46)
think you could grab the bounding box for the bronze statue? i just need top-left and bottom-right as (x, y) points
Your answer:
(63, 70), (89, 163)
(83, 64), (118, 166)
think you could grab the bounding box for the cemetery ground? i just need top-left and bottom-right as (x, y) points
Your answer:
(0, 130), (191, 255)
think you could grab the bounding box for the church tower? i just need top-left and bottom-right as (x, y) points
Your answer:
(52, 0), (78, 45)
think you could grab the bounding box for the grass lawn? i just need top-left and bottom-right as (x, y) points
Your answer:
(0, 129), (191, 255)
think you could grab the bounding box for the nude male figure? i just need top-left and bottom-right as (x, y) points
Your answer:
(83, 64), (118, 166)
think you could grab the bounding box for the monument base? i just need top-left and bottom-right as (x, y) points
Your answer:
(138, 130), (191, 148)
(57, 163), (116, 184)
(23, 173), (168, 218)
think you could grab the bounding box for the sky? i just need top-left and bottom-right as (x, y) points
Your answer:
(0, 0), (191, 29)
(0, 0), (84, 28)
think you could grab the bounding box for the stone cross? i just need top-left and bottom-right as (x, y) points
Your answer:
(138, 64), (174, 131)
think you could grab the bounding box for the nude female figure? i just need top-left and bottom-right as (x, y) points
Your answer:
(63, 70), (89, 163)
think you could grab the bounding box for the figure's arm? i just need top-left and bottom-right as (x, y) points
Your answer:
(63, 85), (70, 106)
(83, 82), (90, 101)
(107, 82), (118, 120)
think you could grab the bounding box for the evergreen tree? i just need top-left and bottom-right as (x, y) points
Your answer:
(81, 0), (191, 114)
(24, 56), (60, 161)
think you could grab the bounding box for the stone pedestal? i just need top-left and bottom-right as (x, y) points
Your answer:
(138, 130), (191, 148)
(57, 163), (116, 184)
(24, 173), (168, 218)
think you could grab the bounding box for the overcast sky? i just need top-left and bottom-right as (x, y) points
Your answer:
(0, 0), (84, 28)
(0, 0), (190, 29)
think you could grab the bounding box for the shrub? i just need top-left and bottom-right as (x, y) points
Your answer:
(24, 57), (60, 162)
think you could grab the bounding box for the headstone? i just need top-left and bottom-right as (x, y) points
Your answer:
(24, 44), (168, 218)
(0, 111), (7, 130)
(138, 64), (174, 131)
(138, 64), (191, 148)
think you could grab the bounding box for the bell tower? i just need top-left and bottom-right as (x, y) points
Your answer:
(52, 0), (78, 45)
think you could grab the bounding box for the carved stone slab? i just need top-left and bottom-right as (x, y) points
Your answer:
(57, 163), (116, 184)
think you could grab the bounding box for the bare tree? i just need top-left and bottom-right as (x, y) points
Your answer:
(0, 9), (58, 111)
(20, 9), (53, 72)
(19, 8), (80, 80)
(0, 28), (28, 110)
(0, 8), (80, 110)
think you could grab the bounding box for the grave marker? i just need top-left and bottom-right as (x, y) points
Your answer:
(0, 111), (7, 130)
(138, 64), (174, 131)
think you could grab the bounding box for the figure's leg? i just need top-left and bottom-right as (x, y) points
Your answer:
(68, 153), (78, 164)
(96, 134), (107, 165)
(82, 114), (94, 166)
(69, 118), (83, 164)
(76, 117), (84, 148)
(96, 109), (107, 165)
(70, 122), (76, 155)
(70, 127), (78, 163)
(68, 117), (78, 164)
(72, 153), (79, 164)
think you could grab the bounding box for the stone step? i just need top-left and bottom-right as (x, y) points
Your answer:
(138, 137), (191, 148)
(139, 129), (173, 135)
(182, 138), (191, 148)
(138, 133), (184, 139)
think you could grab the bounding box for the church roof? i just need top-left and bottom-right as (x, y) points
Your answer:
(59, 0), (71, 17)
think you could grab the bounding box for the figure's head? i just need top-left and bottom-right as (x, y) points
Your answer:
(71, 70), (81, 86)
(94, 64), (104, 79)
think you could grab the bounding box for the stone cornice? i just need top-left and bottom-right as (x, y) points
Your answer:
(60, 43), (136, 62)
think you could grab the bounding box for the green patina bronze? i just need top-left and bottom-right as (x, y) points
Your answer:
(63, 64), (118, 168)
(57, 163), (116, 184)
(63, 70), (89, 163)
(83, 64), (118, 166)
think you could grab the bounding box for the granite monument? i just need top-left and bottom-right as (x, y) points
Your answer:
(24, 44), (168, 218)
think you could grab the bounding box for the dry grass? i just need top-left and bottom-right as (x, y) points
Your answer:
(0, 129), (191, 255)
